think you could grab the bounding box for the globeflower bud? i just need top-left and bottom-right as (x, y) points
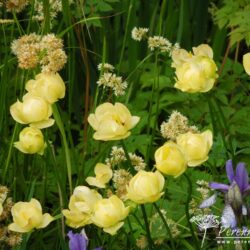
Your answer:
(10, 93), (54, 129)
(155, 142), (187, 177)
(14, 127), (46, 155)
(172, 44), (218, 93)
(176, 130), (213, 167)
(126, 170), (165, 204)
(62, 186), (102, 228)
(91, 195), (130, 235)
(8, 198), (54, 233)
(88, 102), (140, 141)
(243, 53), (250, 75)
(25, 72), (65, 104)
(86, 163), (113, 188)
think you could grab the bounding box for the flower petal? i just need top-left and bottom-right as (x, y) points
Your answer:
(221, 205), (237, 228)
(199, 194), (217, 208)
(226, 160), (234, 184)
(68, 231), (88, 250)
(235, 162), (248, 193)
(209, 182), (229, 192)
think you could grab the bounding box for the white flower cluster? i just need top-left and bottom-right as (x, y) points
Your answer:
(131, 27), (149, 41)
(148, 36), (172, 53)
(97, 63), (128, 96)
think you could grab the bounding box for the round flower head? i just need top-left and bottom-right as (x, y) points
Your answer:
(88, 102), (140, 141)
(91, 195), (130, 235)
(172, 44), (218, 93)
(25, 72), (65, 104)
(62, 186), (102, 228)
(126, 170), (165, 204)
(243, 53), (250, 75)
(8, 198), (54, 233)
(176, 130), (213, 167)
(86, 163), (113, 188)
(14, 127), (46, 155)
(10, 93), (54, 129)
(155, 142), (187, 177)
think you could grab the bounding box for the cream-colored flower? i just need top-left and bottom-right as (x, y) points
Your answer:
(176, 130), (213, 167)
(8, 198), (54, 233)
(126, 171), (165, 204)
(192, 44), (213, 58)
(10, 93), (54, 129)
(88, 102), (140, 141)
(14, 127), (46, 155)
(155, 142), (187, 177)
(243, 53), (250, 75)
(91, 195), (130, 235)
(25, 72), (65, 104)
(174, 56), (217, 93)
(172, 44), (218, 93)
(86, 163), (113, 188)
(171, 48), (192, 68)
(62, 186), (102, 228)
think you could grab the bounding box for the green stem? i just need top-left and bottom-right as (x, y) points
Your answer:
(183, 173), (199, 250)
(141, 204), (154, 250)
(153, 203), (175, 250)
(146, 52), (159, 164)
(212, 97), (234, 159)
(177, 0), (184, 44)
(52, 104), (72, 194)
(117, 0), (134, 74)
(121, 140), (133, 170)
(2, 123), (18, 183)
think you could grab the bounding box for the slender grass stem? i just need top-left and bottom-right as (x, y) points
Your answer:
(153, 203), (175, 250)
(121, 140), (133, 170)
(177, 0), (184, 44)
(141, 204), (154, 250)
(118, 0), (134, 73)
(52, 104), (72, 194)
(2, 123), (18, 183)
(183, 173), (200, 250)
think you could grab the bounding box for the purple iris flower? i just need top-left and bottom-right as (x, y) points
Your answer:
(209, 160), (250, 194)
(199, 160), (250, 228)
(68, 230), (102, 250)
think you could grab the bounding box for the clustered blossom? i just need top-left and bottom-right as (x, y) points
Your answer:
(11, 33), (67, 73)
(148, 36), (172, 53)
(0, 186), (23, 247)
(105, 146), (146, 171)
(129, 153), (146, 171)
(33, 0), (73, 22)
(4, 0), (29, 12)
(156, 111), (213, 177)
(97, 72), (128, 97)
(0, 19), (14, 24)
(97, 63), (114, 72)
(112, 169), (132, 200)
(131, 27), (149, 41)
(160, 111), (198, 141)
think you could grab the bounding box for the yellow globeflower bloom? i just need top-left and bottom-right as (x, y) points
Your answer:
(14, 127), (46, 155)
(91, 195), (130, 235)
(25, 72), (65, 104)
(88, 102), (140, 141)
(155, 142), (187, 177)
(243, 53), (250, 75)
(176, 130), (213, 167)
(86, 163), (112, 188)
(62, 186), (102, 228)
(126, 170), (165, 204)
(10, 93), (54, 129)
(8, 198), (54, 233)
(172, 44), (218, 93)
